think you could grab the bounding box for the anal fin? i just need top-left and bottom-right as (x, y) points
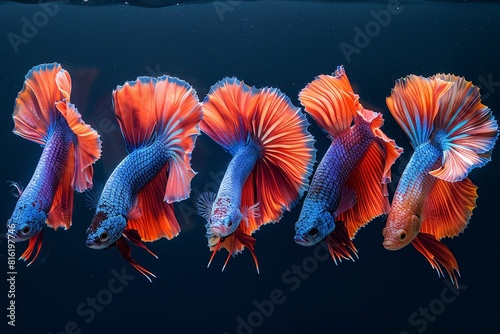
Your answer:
(421, 177), (477, 239)
(325, 221), (358, 265)
(337, 141), (389, 239)
(126, 164), (180, 242)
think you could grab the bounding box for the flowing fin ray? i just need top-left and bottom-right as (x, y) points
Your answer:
(429, 74), (498, 181)
(386, 75), (453, 148)
(412, 233), (460, 287)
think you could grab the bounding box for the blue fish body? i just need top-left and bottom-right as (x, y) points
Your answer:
(294, 117), (374, 245)
(9, 119), (73, 242)
(209, 140), (261, 237)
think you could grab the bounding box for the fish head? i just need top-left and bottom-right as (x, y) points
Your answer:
(294, 209), (335, 246)
(209, 195), (241, 237)
(382, 213), (420, 250)
(7, 201), (46, 242)
(86, 212), (127, 249)
(210, 209), (241, 237)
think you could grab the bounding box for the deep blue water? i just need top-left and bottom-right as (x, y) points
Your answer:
(1, 1), (500, 333)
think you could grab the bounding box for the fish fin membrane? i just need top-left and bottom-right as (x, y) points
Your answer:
(299, 65), (361, 138)
(116, 232), (156, 282)
(113, 77), (158, 153)
(325, 221), (358, 265)
(201, 77), (258, 154)
(429, 74), (498, 182)
(126, 164), (181, 241)
(19, 229), (44, 266)
(241, 87), (316, 233)
(113, 76), (202, 203)
(13, 63), (67, 145)
(412, 232), (460, 287)
(46, 144), (75, 230)
(56, 100), (102, 192)
(155, 76), (202, 203)
(386, 75), (453, 148)
(196, 191), (216, 223)
(207, 228), (259, 273)
(337, 139), (399, 239)
(421, 177), (477, 239)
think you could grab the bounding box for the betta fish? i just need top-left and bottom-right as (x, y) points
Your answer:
(382, 74), (498, 285)
(85, 75), (202, 281)
(294, 66), (402, 263)
(196, 77), (316, 272)
(7, 63), (102, 265)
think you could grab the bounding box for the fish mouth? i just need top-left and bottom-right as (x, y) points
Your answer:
(382, 239), (401, 250)
(294, 234), (313, 246)
(5, 230), (26, 242)
(211, 223), (230, 237)
(86, 238), (105, 249)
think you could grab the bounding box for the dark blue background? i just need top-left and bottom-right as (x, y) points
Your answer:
(1, 1), (499, 333)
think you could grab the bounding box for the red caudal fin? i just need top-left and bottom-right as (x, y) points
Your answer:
(412, 232), (460, 287)
(19, 229), (44, 266)
(113, 77), (158, 153)
(299, 65), (361, 139)
(429, 74), (498, 182)
(386, 74), (453, 148)
(13, 63), (66, 145)
(201, 78), (316, 234)
(201, 77), (258, 154)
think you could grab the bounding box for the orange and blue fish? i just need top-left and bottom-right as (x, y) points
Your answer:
(196, 77), (316, 272)
(294, 66), (402, 263)
(382, 74), (498, 285)
(85, 75), (202, 281)
(7, 63), (102, 265)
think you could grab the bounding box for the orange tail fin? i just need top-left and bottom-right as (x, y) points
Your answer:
(299, 65), (361, 138)
(429, 74), (498, 181)
(386, 75), (453, 148)
(13, 63), (65, 145)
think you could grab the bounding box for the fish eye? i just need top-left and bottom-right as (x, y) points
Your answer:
(21, 225), (30, 235)
(307, 227), (318, 238)
(398, 230), (407, 241)
(99, 232), (109, 242)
